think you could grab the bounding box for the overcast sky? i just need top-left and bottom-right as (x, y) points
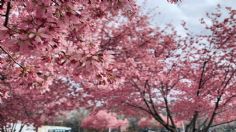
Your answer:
(136, 0), (236, 35)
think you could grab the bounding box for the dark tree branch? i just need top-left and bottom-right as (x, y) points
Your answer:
(3, 1), (11, 27)
(210, 119), (236, 128)
(221, 94), (236, 107)
(221, 69), (236, 92)
(163, 96), (176, 128)
(18, 124), (25, 132)
(145, 80), (161, 119)
(199, 67), (235, 132)
(197, 60), (208, 96)
(186, 60), (209, 132)
(144, 80), (177, 132)
(130, 80), (176, 132)
(0, 46), (25, 70)
(202, 96), (221, 132)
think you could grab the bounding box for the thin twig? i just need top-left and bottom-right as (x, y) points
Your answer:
(0, 46), (25, 70)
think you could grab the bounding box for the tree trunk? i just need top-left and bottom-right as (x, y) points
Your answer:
(1, 126), (5, 132)
(18, 124), (24, 132)
(35, 126), (38, 132)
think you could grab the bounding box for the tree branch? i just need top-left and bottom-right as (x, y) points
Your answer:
(0, 46), (25, 70)
(163, 96), (176, 129)
(210, 119), (236, 128)
(202, 96), (221, 132)
(186, 61), (209, 132)
(3, 1), (11, 27)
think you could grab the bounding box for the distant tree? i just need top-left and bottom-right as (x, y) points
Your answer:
(81, 110), (128, 132)
(51, 108), (89, 132)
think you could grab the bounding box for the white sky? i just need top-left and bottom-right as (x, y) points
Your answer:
(136, 0), (236, 35)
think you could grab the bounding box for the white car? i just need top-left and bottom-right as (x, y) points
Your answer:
(38, 126), (72, 132)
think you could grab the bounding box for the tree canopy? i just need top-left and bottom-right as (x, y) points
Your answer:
(0, 1), (235, 132)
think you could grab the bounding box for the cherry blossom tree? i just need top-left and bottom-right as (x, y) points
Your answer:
(138, 117), (161, 129)
(0, 0), (181, 129)
(0, 76), (81, 131)
(0, 0), (138, 130)
(87, 6), (236, 132)
(81, 110), (128, 131)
